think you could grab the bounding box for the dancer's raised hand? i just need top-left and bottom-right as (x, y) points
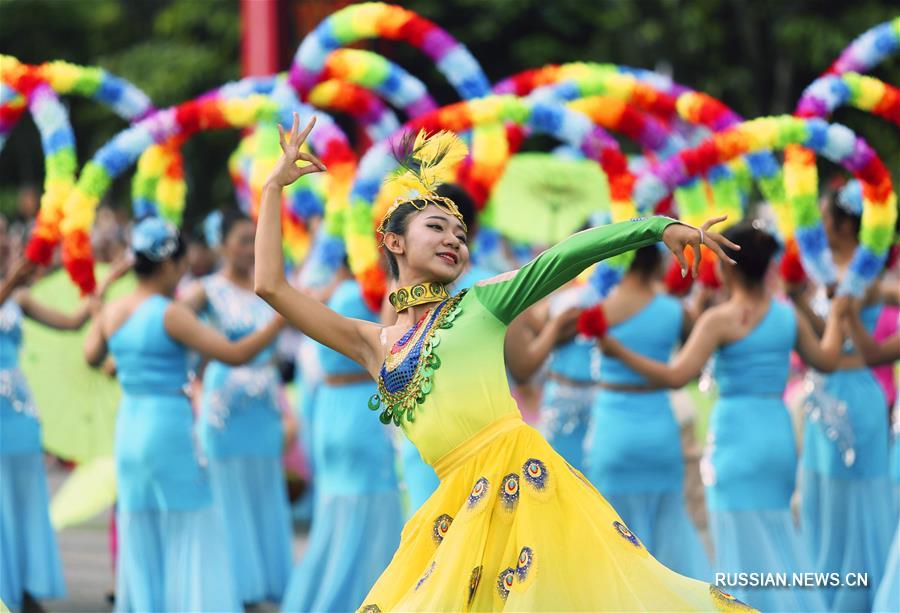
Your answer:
(267, 112), (327, 188)
(662, 215), (740, 277)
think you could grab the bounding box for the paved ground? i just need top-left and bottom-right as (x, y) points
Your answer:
(41, 464), (308, 613)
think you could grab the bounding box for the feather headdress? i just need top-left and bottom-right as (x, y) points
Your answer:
(377, 129), (469, 243)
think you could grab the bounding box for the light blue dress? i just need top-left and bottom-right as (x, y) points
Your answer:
(281, 280), (403, 613)
(707, 300), (825, 611)
(0, 300), (65, 611)
(586, 293), (711, 581)
(196, 275), (292, 603)
(801, 304), (892, 612)
(874, 403), (899, 612)
(109, 295), (239, 612)
(398, 264), (495, 516)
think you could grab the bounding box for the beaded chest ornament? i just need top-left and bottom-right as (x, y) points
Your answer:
(368, 290), (466, 425)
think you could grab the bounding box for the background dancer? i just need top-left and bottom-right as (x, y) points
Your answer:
(600, 221), (843, 611)
(84, 218), (282, 612)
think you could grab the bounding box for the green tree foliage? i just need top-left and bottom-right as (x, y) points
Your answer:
(0, 0), (239, 224)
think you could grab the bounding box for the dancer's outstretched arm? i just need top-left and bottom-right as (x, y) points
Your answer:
(254, 113), (381, 372)
(474, 216), (738, 325)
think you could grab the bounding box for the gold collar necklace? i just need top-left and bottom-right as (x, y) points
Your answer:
(389, 282), (449, 313)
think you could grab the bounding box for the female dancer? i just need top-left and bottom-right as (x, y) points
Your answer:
(180, 209), (293, 604)
(599, 221), (842, 611)
(395, 183), (495, 515)
(84, 218), (283, 612)
(255, 114), (745, 611)
(282, 266), (403, 612)
(841, 296), (900, 613)
(0, 260), (123, 611)
(790, 186), (893, 611)
(586, 244), (710, 580)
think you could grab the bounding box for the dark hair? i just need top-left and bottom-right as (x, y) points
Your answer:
(827, 189), (862, 237)
(628, 244), (661, 279)
(435, 184), (477, 231)
(133, 233), (187, 278)
(721, 221), (779, 287)
(382, 185), (474, 280)
(221, 208), (252, 243)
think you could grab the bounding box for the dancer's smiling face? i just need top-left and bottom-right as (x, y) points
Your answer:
(383, 204), (469, 285)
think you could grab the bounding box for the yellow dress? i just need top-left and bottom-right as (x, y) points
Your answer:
(362, 218), (757, 612)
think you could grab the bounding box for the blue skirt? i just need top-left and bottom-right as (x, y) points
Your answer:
(281, 490), (403, 612)
(587, 389), (683, 494)
(875, 524), (900, 613)
(115, 506), (240, 612)
(604, 490), (711, 581)
(711, 509), (827, 612)
(800, 471), (893, 611)
(539, 379), (594, 470)
(207, 455), (293, 603)
(0, 453), (65, 610)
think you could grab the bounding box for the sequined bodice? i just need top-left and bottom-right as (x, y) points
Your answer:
(372, 290), (519, 464)
(0, 300), (23, 369)
(203, 274), (276, 366)
(374, 291), (466, 426)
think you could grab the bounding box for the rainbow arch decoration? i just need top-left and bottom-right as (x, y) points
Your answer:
(632, 115), (897, 296)
(289, 2), (490, 101)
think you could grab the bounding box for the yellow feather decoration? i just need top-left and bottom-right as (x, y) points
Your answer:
(377, 130), (470, 244)
(388, 129), (468, 198)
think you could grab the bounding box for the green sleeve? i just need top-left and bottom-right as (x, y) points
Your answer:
(473, 217), (678, 324)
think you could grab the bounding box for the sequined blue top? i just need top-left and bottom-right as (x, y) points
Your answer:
(198, 274), (282, 459)
(0, 299), (41, 455)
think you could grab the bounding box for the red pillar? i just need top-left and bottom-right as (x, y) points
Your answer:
(241, 0), (280, 77)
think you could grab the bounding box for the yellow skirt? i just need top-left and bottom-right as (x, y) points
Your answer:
(359, 415), (757, 611)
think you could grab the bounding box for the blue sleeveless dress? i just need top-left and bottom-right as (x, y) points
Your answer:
(109, 295), (239, 612)
(540, 284), (600, 471)
(707, 300), (825, 611)
(281, 280), (402, 613)
(0, 300), (65, 611)
(398, 264), (495, 516)
(196, 275), (292, 603)
(587, 293), (711, 580)
(801, 304), (892, 611)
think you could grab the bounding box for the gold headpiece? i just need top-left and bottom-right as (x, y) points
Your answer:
(376, 129), (469, 245)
